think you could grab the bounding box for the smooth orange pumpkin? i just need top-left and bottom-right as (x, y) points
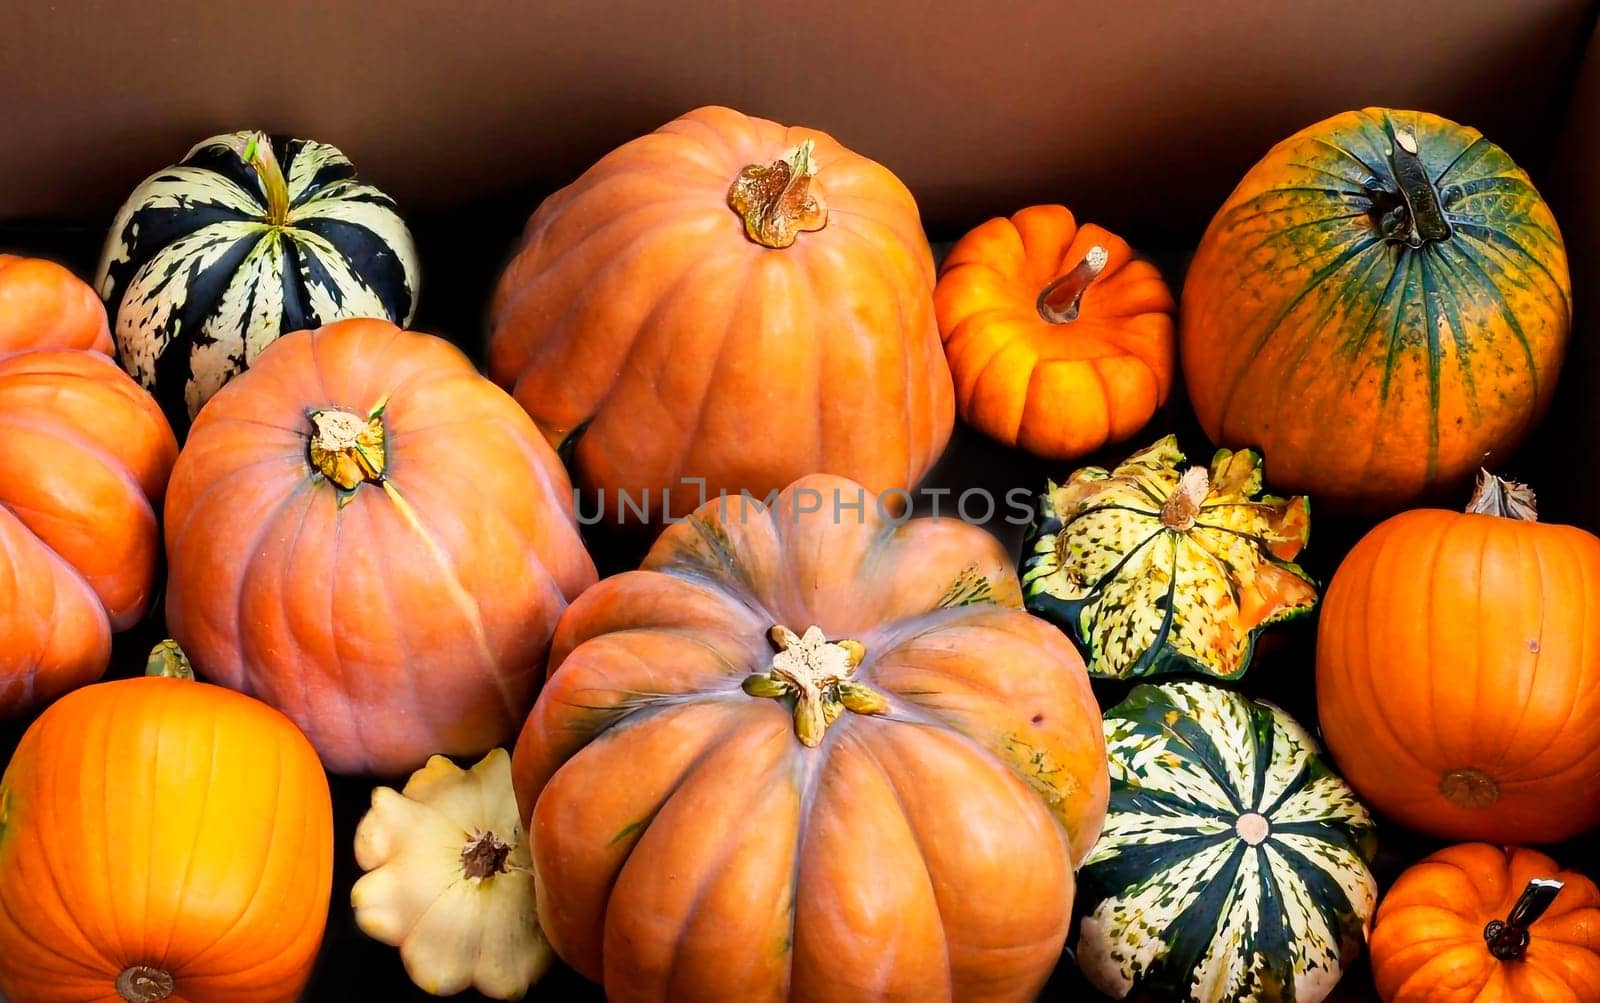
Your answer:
(164, 318), (597, 775)
(513, 474), (1109, 1002)
(489, 105), (954, 528)
(0, 259), (178, 717)
(934, 205), (1175, 459)
(0, 675), (334, 1003)
(1181, 108), (1570, 513)
(0, 253), (113, 355)
(1370, 844), (1600, 1002)
(1317, 473), (1600, 842)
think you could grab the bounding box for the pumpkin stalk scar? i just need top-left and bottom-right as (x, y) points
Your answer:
(1037, 245), (1109, 324)
(1439, 767), (1500, 808)
(1380, 124), (1452, 247)
(727, 140), (829, 249)
(116, 966), (176, 1003)
(460, 829), (514, 881)
(1465, 469), (1538, 522)
(230, 132), (291, 227)
(307, 408), (387, 493)
(1484, 878), (1564, 961)
(145, 639), (195, 680)
(743, 625), (886, 746)
(1159, 466), (1210, 532)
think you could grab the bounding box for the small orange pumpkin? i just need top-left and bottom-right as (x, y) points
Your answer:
(164, 317), (597, 774)
(0, 258), (178, 716)
(934, 205), (1175, 459)
(0, 673), (334, 1003)
(1370, 843), (1600, 1002)
(1317, 472), (1600, 842)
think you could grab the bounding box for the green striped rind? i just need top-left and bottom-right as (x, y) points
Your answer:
(1021, 436), (1317, 680)
(96, 131), (419, 429)
(1076, 682), (1377, 1003)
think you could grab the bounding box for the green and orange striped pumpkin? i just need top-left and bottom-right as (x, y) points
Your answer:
(1181, 108), (1570, 514)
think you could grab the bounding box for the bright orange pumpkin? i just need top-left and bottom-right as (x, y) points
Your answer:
(0, 675), (334, 1003)
(0, 259), (178, 716)
(0, 253), (113, 355)
(1181, 108), (1570, 513)
(489, 105), (954, 527)
(1370, 843), (1600, 1002)
(934, 205), (1175, 459)
(1317, 473), (1600, 842)
(164, 317), (597, 775)
(512, 474), (1108, 1002)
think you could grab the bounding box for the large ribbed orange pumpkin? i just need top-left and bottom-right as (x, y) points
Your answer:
(1370, 844), (1600, 1002)
(1182, 108), (1570, 514)
(513, 475), (1108, 1002)
(164, 318), (597, 774)
(0, 257), (177, 716)
(1317, 473), (1600, 842)
(489, 105), (954, 527)
(0, 675), (334, 1003)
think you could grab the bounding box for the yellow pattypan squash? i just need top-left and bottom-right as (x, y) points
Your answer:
(353, 748), (550, 999)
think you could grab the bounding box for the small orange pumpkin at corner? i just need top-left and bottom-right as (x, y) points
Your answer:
(933, 205), (1175, 459)
(1370, 843), (1600, 1003)
(0, 650), (334, 1003)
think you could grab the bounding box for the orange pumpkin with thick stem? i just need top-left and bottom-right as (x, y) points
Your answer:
(1317, 472), (1600, 842)
(163, 317), (597, 775)
(512, 474), (1108, 1002)
(1369, 843), (1600, 1002)
(934, 205), (1175, 459)
(0, 672), (334, 1003)
(489, 105), (954, 528)
(1181, 108), (1570, 514)
(0, 257), (177, 716)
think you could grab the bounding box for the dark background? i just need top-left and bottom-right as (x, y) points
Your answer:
(5, 1), (1600, 999)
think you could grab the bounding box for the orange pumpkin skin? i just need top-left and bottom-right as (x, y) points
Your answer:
(934, 205), (1175, 459)
(1317, 495), (1600, 842)
(512, 474), (1108, 1002)
(164, 318), (598, 775)
(1370, 844), (1600, 1003)
(0, 278), (178, 716)
(0, 676), (334, 1003)
(0, 254), (113, 355)
(1180, 108), (1570, 513)
(489, 106), (954, 527)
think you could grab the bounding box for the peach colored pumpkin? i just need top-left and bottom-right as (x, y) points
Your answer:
(164, 318), (597, 774)
(489, 105), (953, 528)
(513, 474), (1108, 1002)
(0, 257), (177, 716)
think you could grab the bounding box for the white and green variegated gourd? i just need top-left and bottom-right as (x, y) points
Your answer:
(96, 130), (419, 431)
(1077, 681), (1378, 1003)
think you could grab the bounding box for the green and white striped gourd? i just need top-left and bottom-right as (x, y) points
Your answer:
(96, 130), (418, 430)
(1077, 681), (1377, 1003)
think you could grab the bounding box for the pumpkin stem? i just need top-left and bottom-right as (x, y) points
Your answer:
(727, 141), (829, 249)
(146, 640), (194, 680)
(1037, 245), (1109, 324)
(1484, 878), (1564, 961)
(116, 966), (175, 1002)
(308, 406), (388, 492)
(1465, 470), (1538, 522)
(1375, 126), (1452, 247)
(1160, 466), (1211, 532)
(231, 132), (291, 227)
(743, 625), (886, 746)
(461, 829), (513, 881)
